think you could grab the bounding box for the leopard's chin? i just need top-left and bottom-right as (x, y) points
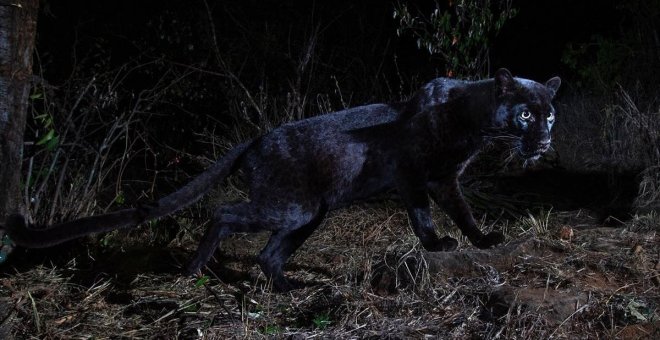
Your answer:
(517, 148), (544, 161)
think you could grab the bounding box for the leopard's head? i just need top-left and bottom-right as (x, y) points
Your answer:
(491, 68), (561, 160)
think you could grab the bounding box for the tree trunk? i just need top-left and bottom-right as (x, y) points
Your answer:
(0, 0), (39, 221)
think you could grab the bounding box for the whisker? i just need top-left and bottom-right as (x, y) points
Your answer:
(502, 147), (517, 169)
(484, 133), (521, 142)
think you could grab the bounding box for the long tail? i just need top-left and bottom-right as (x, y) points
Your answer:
(5, 141), (253, 248)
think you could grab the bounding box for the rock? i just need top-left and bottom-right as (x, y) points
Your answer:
(485, 286), (590, 325)
(558, 226), (574, 241)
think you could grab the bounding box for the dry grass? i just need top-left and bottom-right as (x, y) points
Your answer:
(1, 201), (658, 339)
(554, 86), (660, 214)
(554, 87), (658, 169)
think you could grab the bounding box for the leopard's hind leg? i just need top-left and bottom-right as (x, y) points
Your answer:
(186, 200), (327, 291)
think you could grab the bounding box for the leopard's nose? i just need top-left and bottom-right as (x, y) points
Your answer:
(538, 139), (551, 151)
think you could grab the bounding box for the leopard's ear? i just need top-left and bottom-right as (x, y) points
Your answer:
(495, 68), (515, 96)
(545, 77), (561, 97)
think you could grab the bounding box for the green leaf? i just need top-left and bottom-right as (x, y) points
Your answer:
(45, 135), (59, 151)
(312, 313), (331, 329)
(114, 191), (125, 205)
(195, 275), (210, 287)
(36, 129), (56, 146)
(262, 325), (281, 335)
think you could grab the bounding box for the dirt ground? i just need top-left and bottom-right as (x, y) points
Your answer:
(1, 202), (658, 339)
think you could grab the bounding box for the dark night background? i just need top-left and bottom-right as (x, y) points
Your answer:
(35, 0), (626, 85)
(22, 0), (658, 217)
(34, 0), (629, 82)
(19, 0), (660, 215)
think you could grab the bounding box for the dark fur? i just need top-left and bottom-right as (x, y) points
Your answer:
(5, 68), (560, 291)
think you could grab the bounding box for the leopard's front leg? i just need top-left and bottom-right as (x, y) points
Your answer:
(428, 179), (504, 249)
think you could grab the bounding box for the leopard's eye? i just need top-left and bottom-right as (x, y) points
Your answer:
(520, 110), (531, 120)
(548, 111), (555, 122)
